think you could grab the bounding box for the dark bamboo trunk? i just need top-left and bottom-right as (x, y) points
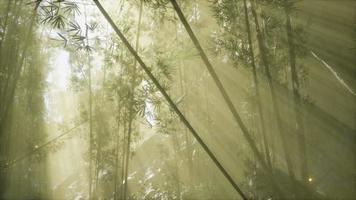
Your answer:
(242, 0), (272, 168)
(284, 6), (308, 182)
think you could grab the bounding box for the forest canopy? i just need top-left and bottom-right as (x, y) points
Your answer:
(0, 0), (355, 199)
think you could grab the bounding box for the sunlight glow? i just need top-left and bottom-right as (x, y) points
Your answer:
(47, 50), (70, 90)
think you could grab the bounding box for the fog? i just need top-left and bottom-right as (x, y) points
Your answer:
(0, 0), (355, 199)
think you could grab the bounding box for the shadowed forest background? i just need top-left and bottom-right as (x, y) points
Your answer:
(0, 0), (355, 199)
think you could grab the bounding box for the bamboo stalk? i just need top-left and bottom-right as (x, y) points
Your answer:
(242, 0), (272, 168)
(122, 1), (143, 199)
(284, 4), (308, 183)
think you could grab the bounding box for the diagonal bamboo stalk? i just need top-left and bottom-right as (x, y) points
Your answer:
(92, 0), (248, 199)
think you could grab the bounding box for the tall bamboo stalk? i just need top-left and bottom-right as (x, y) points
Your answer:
(284, 4), (308, 182)
(122, 1), (143, 199)
(174, 12), (193, 182)
(88, 56), (93, 200)
(113, 50), (124, 200)
(84, 9), (94, 197)
(241, 0), (272, 168)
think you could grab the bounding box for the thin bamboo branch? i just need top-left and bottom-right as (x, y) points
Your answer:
(2, 121), (88, 169)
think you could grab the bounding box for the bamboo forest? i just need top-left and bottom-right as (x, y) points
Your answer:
(0, 0), (355, 199)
